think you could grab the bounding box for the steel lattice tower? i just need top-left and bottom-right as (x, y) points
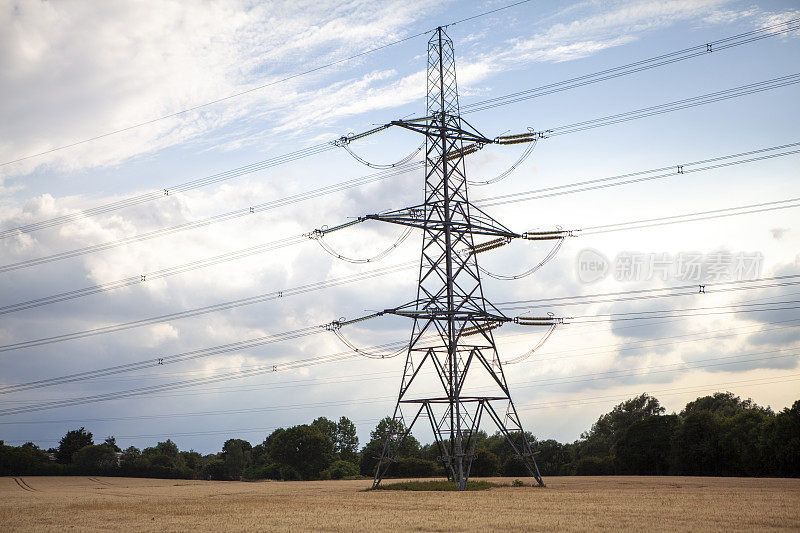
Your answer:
(367, 27), (545, 490)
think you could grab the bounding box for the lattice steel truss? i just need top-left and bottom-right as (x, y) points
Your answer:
(369, 27), (544, 490)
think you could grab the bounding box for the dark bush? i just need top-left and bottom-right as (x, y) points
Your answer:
(391, 457), (441, 478)
(575, 456), (615, 475)
(325, 460), (360, 480)
(471, 448), (500, 477)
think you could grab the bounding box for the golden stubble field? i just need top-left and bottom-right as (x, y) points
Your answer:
(1, 475), (799, 531)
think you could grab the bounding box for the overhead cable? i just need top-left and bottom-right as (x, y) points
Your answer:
(2, 194), (796, 318)
(461, 17), (800, 113)
(5, 18), (796, 239)
(474, 142), (800, 206)
(0, 0), (536, 169)
(0, 162), (421, 272)
(0, 262), (415, 353)
(0, 143), (334, 240)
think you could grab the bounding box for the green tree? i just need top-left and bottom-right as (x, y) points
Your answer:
(335, 416), (359, 463)
(201, 457), (227, 480)
(180, 450), (204, 473)
(615, 415), (679, 475)
(266, 425), (334, 480)
(481, 430), (538, 468)
(578, 393), (664, 459)
(324, 459), (359, 479)
(72, 444), (118, 474)
(142, 439), (183, 470)
(57, 427), (93, 464)
(720, 408), (772, 476)
(535, 439), (573, 476)
(574, 455), (615, 475)
(222, 439), (252, 480)
(120, 446), (145, 473)
(0, 441), (52, 475)
(470, 448), (500, 477)
(766, 400), (800, 477)
(359, 417), (420, 476)
(311, 416), (359, 464)
(672, 410), (724, 475)
(104, 436), (121, 452)
(311, 417), (338, 444)
(392, 457), (441, 477)
(682, 391), (769, 418)
(155, 439), (180, 459)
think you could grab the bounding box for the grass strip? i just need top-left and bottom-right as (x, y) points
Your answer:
(369, 479), (535, 491)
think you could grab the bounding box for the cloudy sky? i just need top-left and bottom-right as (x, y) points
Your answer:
(0, 0), (798, 454)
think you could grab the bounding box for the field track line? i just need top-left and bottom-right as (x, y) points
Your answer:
(88, 477), (113, 486)
(19, 477), (37, 491)
(13, 477), (36, 492)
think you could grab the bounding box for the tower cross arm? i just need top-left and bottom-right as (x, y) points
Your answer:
(390, 118), (495, 144)
(364, 209), (520, 239)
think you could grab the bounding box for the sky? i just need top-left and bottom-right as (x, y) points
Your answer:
(0, 0), (798, 454)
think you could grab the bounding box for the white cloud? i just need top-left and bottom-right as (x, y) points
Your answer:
(0, 0), (762, 184)
(0, 0), (440, 179)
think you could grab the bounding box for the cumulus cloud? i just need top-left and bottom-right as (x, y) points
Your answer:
(0, 0), (439, 179)
(1, 0), (767, 184)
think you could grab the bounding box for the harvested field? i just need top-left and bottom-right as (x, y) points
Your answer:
(1, 476), (798, 531)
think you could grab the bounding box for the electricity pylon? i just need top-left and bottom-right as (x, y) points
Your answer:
(356, 27), (557, 490)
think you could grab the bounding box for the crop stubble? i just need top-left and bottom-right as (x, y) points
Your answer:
(1, 475), (798, 531)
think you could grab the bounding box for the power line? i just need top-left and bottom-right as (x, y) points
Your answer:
(566, 301), (800, 323)
(0, 234), (309, 314)
(1, 341), (796, 417)
(2, 278), (795, 396)
(0, 262), (414, 353)
(467, 72), (800, 119)
(0, 143), (335, 240)
(92, 318), (800, 382)
(5, 317), (795, 401)
(448, 0), (533, 26)
(474, 142), (800, 207)
(461, 17), (800, 112)
(1, 318), (783, 392)
(496, 275), (800, 308)
(0, 341), (360, 416)
(0, 325), (331, 396)
(4, 314), (792, 403)
(1, 260), (795, 355)
(1, 184), (794, 325)
(0, 0), (535, 169)
(4, 140), (796, 275)
(539, 74), (800, 134)
(4, 30), (796, 243)
(0, 163), (420, 273)
(580, 198), (800, 234)
(8, 371), (799, 445)
(515, 373), (800, 412)
(529, 319), (800, 364)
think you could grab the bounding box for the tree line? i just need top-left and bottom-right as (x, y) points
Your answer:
(2, 392), (798, 479)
